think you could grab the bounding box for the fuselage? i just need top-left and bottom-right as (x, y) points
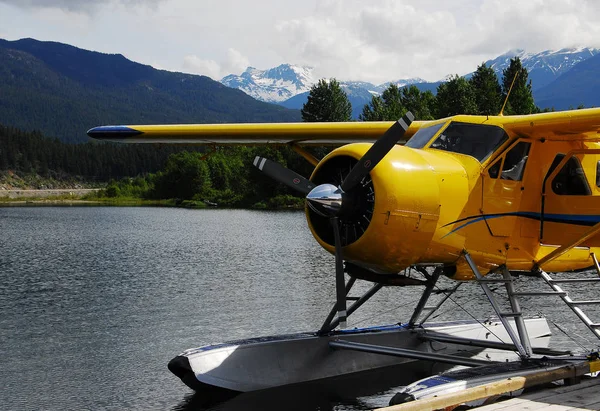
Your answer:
(307, 116), (600, 280)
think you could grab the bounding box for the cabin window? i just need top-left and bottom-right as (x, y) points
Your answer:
(428, 122), (508, 162)
(405, 122), (445, 149)
(488, 159), (501, 178)
(500, 142), (530, 181)
(552, 155), (591, 195)
(596, 161), (600, 187)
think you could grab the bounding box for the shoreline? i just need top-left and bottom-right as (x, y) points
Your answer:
(0, 194), (304, 210)
(0, 188), (101, 199)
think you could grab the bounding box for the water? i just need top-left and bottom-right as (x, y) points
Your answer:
(1, 207), (599, 410)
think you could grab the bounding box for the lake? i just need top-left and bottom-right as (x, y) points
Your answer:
(1, 206), (598, 410)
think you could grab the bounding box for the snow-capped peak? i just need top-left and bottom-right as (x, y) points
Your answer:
(220, 64), (315, 103)
(484, 47), (600, 89)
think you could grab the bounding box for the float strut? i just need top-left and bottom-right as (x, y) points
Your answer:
(408, 267), (442, 328)
(463, 251), (530, 358)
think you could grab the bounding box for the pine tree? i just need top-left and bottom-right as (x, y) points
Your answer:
(301, 79), (352, 122)
(360, 84), (434, 121)
(360, 95), (387, 121)
(470, 63), (502, 115)
(401, 85), (435, 120)
(360, 84), (404, 121)
(501, 57), (537, 115)
(435, 75), (477, 117)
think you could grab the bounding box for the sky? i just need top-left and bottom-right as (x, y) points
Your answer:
(1, 0), (600, 84)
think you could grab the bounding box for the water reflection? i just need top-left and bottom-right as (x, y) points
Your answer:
(172, 360), (444, 411)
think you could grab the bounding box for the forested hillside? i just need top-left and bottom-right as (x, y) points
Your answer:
(0, 123), (312, 207)
(0, 123), (199, 180)
(0, 38), (301, 143)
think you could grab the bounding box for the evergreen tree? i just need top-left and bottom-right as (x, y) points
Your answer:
(360, 95), (387, 121)
(301, 79), (352, 122)
(401, 85), (435, 120)
(360, 84), (434, 121)
(435, 75), (477, 117)
(501, 57), (537, 115)
(470, 63), (502, 115)
(360, 84), (404, 121)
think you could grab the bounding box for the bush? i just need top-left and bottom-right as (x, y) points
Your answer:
(105, 184), (121, 198)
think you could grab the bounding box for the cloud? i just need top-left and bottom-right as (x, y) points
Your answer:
(0, 0), (162, 13)
(2, 0), (600, 84)
(272, 0), (600, 83)
(182, 48), (250, 80)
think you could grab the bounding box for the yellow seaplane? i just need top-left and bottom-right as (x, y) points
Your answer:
(88, 107), (600, 404)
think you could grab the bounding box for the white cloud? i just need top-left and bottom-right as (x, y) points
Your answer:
(2, 0), (600, 83)
(182, 48), (250, 80)
(0, 0), (162, 13)
(182, 55), (221, 79)
(272, 0), (600, 82)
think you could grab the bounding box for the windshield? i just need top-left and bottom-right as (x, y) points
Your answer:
(405, 122), (445, 149)
(428, 122), (508, 162)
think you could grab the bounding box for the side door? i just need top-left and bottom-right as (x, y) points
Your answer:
(541, 149), (600, 246)
(482, 140), (532, 237)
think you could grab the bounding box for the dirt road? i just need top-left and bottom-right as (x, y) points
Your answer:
(0, 189), (100, 199)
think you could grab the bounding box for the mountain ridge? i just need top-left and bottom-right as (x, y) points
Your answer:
(0, 38), (300, 143)
(220, 47), (600, 115)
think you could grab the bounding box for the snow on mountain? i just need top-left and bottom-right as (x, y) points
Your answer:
(220, 64), (315, 103)
(484, 47), (600, 90)
(220, 66), (424, 104)
(375, 78), (426, 93)
(219, 48), (599, 108)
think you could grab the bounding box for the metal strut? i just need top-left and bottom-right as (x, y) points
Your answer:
(463, 251), (532, 358)
(407, 266), (462, 328)
(408, 267), (441, 327)
(319, 277), (384, 334)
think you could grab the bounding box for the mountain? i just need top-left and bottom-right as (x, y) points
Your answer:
(483, 48), (600, 90)
(534, 52), (600, 110)
(220, 64), (315, 103)
(220, 65), (429, 117)
(0, 38), (300, 143)
(374, 78), (427, 93)
(220, 47), (600, 117)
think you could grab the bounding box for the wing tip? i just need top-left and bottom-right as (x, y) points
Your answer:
(87, 126), (143, 140)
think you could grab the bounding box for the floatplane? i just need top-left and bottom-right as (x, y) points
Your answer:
(88, 106), (600, 405)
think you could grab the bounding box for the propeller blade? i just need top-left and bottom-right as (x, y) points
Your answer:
(331, 217), (347, 329)
(253, 156), (315, 195)
(340, 112), (414, 192)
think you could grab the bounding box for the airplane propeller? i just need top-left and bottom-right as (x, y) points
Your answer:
(253, 112), (414, 329)
(252, 156), (315, 195)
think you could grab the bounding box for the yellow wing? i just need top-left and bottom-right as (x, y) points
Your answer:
(87, 121), (427, 146)
(500, 107), (600, 141)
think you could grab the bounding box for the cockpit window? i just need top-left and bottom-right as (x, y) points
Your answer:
(405, 122), (445, 149)
(428, 122), (509, 162)
(501, 142), (530, 181)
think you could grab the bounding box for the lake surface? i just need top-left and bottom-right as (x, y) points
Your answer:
(1, 207), (599, 410)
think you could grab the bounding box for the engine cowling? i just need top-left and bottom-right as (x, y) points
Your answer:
(307, 143), (443, 273)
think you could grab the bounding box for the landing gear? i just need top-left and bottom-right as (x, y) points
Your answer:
(460, 248), (600, 360)
(463, 251), (533, 358)
(318, 262), (462, 335)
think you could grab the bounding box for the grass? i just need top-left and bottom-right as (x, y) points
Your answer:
(1, 191), (303, 210)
